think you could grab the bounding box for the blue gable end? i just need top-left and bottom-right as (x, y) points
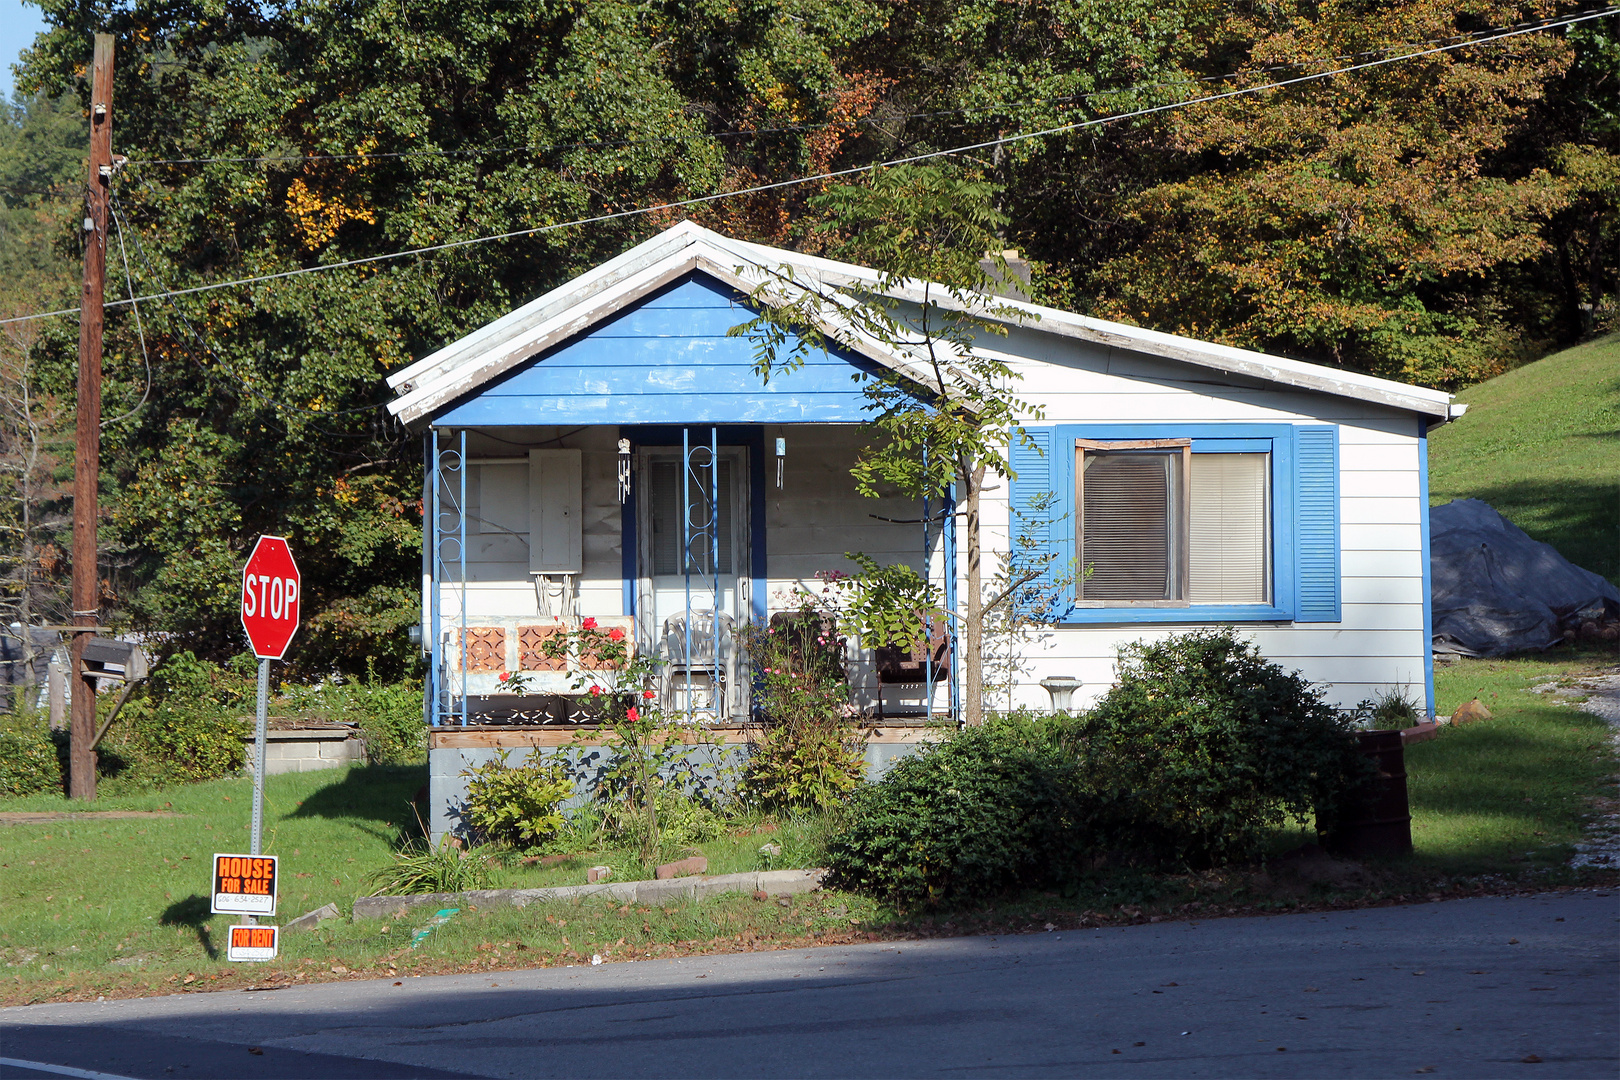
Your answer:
(432, 272), (887, 426)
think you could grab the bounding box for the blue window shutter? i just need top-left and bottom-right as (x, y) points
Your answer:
(1008, 427), (1057, 595)
(1294, 425), (1340, 622)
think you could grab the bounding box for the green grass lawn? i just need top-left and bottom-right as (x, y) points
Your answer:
(1428, 332), (1620, 585)
(0, 764), (837, 1003)
(1407, 647), (1618, 873)
(4, 653), (1615, 1006)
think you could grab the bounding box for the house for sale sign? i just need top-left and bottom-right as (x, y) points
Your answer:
(211, 853), (278, 916)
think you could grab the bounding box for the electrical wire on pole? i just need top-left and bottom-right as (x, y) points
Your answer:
(69, 33), (114, 801)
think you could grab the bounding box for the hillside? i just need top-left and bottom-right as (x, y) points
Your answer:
(1428, 334), (1620, 586)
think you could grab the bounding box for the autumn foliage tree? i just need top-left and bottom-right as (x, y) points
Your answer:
(1098, 0), (1596, 388)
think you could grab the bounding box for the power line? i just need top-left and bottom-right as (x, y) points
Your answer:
(4, 5), (1612, 330)
(101, 203), (151, 429)
(108, 189), (387, 430)
(117, 8), (1613, 169)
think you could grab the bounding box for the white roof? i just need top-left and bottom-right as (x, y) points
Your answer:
(386, 220), (1457, 426)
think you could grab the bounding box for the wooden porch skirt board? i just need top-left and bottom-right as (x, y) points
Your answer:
(428, 725), (946, 749)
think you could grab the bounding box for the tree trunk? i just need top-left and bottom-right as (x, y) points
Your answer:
(962, 464), (985, 726)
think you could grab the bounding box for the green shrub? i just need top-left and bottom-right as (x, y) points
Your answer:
(738, 609), (866, 811)
(0, 726), (63, 797)
(651, 788), (726, 850)
(366, 837), (497, 895)
(123, 708), (248, 784)
(743, 723), (867, 812)
(826, 633), (1371, 906)
(343, 676), (426, 764)
(1348, 686), (1424, 729)
(279, 667), (426, 765)
(462, 750), (574, 848)
(1073, 629), (1369, 866)
(104, 652), (249, 786)
(825, 719), (1113, 907)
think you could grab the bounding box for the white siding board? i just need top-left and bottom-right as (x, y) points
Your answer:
(1341, 470), (1420, 498)
(1341, 549), (1424, 577)
(1340, 497), (1423, 525)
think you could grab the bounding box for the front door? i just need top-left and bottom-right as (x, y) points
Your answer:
(637, 444), (749, 718)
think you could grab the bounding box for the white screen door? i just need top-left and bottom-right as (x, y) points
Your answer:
(637, 447), (749, 716)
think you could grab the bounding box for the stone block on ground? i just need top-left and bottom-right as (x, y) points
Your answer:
(283, 902), (340, 932)
(1451, 698), (1492, 725)
(635, 877), (698, 905)
(349, 867), (825, 920)
(1401, 721), (1441, 745)
(655, 855), (707, 880)
(587, 865), (612, 883)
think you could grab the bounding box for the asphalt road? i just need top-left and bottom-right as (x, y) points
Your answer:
(2, 890), (1615, 1079)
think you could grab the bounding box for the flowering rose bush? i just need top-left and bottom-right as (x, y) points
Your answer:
(537, 618), (729, 863)
(738, 602), (865, 810)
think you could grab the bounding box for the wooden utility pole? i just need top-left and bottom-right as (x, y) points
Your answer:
(70, 33), (114, 801)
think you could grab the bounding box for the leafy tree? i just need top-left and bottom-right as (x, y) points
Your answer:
(0, 90), (83, 650)
(1093, 0), (1593, 388)
(734, 163), (1039, 725)
(16, 0), (886, 674)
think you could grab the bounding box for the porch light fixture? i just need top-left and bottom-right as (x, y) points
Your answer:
(775, 437), (785, 489)
(617, 438), (631, 504)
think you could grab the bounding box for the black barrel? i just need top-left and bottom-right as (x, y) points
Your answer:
(1323, 730), (1414, 857)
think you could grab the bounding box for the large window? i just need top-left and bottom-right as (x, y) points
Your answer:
(1077, 440), (1269, 605)
(1008, 423), (1340, 625)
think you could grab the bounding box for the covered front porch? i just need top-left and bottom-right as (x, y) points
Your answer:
(422, 420), (958, 730)
(400, 262), (962, 733)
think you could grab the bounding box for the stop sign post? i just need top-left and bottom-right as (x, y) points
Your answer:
(240, 536), (300, 891)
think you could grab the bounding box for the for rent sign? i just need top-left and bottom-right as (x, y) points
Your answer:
(211, 853), (278, 916)
(227, 924), (279, 962)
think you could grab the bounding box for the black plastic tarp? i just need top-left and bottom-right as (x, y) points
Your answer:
(1431, 498), (1620, 656)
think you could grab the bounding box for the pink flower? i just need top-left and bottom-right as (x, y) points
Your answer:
(608, 627), (626, 642)
(581, 617), (598, 630)
(643, 690), (655, 700)
(590, 685), (602, 697)
(626, 706), (639, 722)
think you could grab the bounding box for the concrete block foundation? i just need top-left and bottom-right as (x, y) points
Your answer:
(426, 725), (941, 844)
(242, 725), (367, 776)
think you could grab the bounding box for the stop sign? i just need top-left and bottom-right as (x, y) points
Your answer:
(241, 536), (301, 660)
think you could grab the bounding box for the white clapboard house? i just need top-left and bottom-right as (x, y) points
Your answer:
(385, 221), (1460, 838)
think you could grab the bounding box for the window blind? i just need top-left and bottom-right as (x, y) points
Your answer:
(1081, 452), (1174, 600)
(1188, 453), (1268, 603)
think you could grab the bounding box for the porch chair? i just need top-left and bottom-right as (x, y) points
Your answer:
(873, 617), (952, 722)
(659, 611), (735, 719)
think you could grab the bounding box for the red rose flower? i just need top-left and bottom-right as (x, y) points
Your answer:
(608, 627), (626, 642)
(643, 690), (655, 700)
(498, 672), (511, 682)
(581, 617), (598, 630)
(589, 685), (602, 696)
(626, 706), (639, 722)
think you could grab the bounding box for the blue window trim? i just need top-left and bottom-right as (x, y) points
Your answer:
(1040, 423), (1306, 626)
(1418, 418), (1437, 719)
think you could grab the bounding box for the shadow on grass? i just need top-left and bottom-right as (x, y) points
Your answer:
(159, 895), (218, 960)
(1442, 478), (1620, 585)
(283, 764), (427, 848)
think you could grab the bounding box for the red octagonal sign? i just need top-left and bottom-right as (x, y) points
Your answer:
(241, 535), (301, 660)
